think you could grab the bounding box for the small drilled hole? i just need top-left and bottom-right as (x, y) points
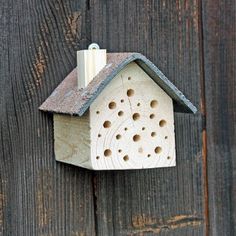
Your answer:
(155, 146), (162, 154)
(96, 111), (100, 114)
(98, 134), (101, 138)
(137, 103), (141, 106)
(167, 156), (171, 160)
(123, 155), (129, 161)
(147, 154), (151, 158)
(159, 120), (167, 127)
(108, 101), (116, 109)
(124, 127), (128, 131)
(165, 136), (168, 139)
(142, 127), (145, 131)
(116, 134), (121, 140)
(133, 134), (141, 142)
(150, 100), (158, 108)
(150, 114), (155, 119)
(120, 99), (124, 103)
(138, 147), (143, 153)
(128, 76), (131, 80)
(151, 132), (156, 137)
(127, 89), (134, 97)
(118, 111), (124, 116)
(118, 149), (122, 153)
(103, 121), (111, 128)
(133, 113), (140, 121)
(96, 156), (100, 160)
(104, 149), (112, 157)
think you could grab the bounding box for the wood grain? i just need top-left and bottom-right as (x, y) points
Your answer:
(90, 0), (205, 235)
(0, 0), (95, 235)
(202, 0), (236, 235)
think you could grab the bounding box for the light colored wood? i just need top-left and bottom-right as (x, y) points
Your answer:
(53, 113), (92, 169)
(90, 62), (176, 170)
(77, 49), (107, 88)
(54, 62), (176, 170)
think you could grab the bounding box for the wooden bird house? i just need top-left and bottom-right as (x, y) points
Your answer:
(39, 44), (197, 170)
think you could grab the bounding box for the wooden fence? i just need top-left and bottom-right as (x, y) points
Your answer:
(0, 0), (235, 235)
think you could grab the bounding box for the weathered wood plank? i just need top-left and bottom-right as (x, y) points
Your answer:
(0, 0), (95, 235)
(90, 0), (205, 235)
(202, 0), (236, 235)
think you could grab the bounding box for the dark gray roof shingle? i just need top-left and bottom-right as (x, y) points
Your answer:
(39, 53), (197, 115)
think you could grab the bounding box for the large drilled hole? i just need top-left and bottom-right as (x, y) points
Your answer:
(103, 121), (111, 128)
(132, 113), (140, 121)
(159, 120), (167, 127)
(116, 134), (121, 140)
(155, 146), (162, 154)
(104, 149), (112, 157)
(133, 134), (141, 142)
(108, 101), (116, 109)
(118, 111), (124, 116)
(127, 89), (134, 97)
(150, 100), (158, 108)
(151, 132), (156, 137)
(150, 114), (155, 119)
(123, 155), (129, 161)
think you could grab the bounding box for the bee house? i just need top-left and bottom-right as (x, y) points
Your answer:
(40, 44), (197, 170)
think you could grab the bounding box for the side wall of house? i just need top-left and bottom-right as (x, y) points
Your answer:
(53, 113), (92, 169)
(89, 62), (176, 170)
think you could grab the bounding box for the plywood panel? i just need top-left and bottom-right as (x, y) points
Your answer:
(90, 0), (205, 235)
(202, 0), (236, 235)
(0, 0), (95, 235)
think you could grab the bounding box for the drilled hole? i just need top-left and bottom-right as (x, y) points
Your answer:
(151, 132), (156, 137)
(120, 99), (124, 103)
(133, 113), (140, 121)
(123, 155), (129, 161)
(137, 102), (141, 106)
(103, 121), (111, 128)
(124, 127), (128, 131)
(165, 136), (168, 139)
(118, 111), (124, 116)
(150, 100), (158, 108)
(150, 114), (155, 119)
(155, 146), (162, 154)
(147, 154), (151, 158)
(104, 149), (112, 157)
(133, 134), (141, 142)
(116, 134), (121, 140)
(159, 120), (167, 127)
(128, 76), (131, 80)
(142, 127), (145, 131)
(118, 149), (122, 153)
(96, 111), (100, 114)
(167, 156), (171, 160)
(127, 89), (134, 97)
(96, 156), (100, 160)
(108, 101), (116, 109)
(98, 134), (101, 138)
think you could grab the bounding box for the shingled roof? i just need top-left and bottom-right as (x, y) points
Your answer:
(39, 53), (197, 115)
